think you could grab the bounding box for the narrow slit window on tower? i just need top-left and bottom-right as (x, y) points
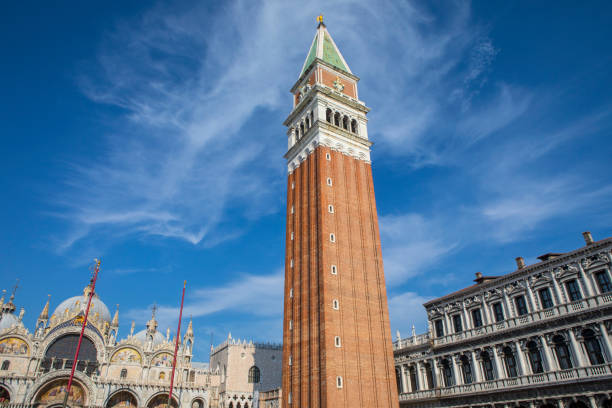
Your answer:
(327, 177), (332, 186)
(336, 376), (343, 388)
(330, 233), (336, 243)
(335, 336), (341, 347)
(290, 259), (294, 267)
(289, 356), (292, 366)
(326, 152), (331, 160)
(331, 265), (337, 275)
(328, 205), (334, 213)
(288, 392), (292, 404)
(291, 232), (294, 240)
(332, 299), (339, 310)
(289, 320), (293, 330)
(289, 288), (293, 298)
(291, 181), (295, 189)
(291, 205), (294, 214)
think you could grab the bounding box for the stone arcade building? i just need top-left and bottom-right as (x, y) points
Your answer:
(0, 284), (281, 408)
(394, 232), (612, 408)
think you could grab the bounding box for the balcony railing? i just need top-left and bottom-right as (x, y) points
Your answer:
(393, 334), (430, 350)
(429, 292), (612, 347)
(399, 363), (612, 401)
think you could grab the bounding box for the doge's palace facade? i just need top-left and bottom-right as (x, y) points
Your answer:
(394, 232), (612, 408)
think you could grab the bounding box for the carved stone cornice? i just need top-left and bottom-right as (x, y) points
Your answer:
(424, 241), (612, 308)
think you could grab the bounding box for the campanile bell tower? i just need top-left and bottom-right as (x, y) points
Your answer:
(281, 18), (399, 408)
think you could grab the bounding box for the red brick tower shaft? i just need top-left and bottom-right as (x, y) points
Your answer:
(281, 20), (399, 408)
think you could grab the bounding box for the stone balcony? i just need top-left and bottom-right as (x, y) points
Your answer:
(399, 362), (612, 401)
(393, 333), (430, 350)
(394, 292), (612, 352)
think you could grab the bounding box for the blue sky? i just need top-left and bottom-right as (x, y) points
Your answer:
(1, 1), (612, 361)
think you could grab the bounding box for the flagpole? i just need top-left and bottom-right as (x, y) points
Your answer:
(168, 280), (186, 408)
(62, 259), (101, 408)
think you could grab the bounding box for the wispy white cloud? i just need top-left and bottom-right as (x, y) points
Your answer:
(380, 213), (457, 287)
(388, 291), (432, 335)
(54, 0), (499, 250)
(126, 270), (284, 332)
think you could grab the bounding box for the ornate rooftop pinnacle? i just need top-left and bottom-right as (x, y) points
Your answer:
(39, 294), (51, 320)
(111, 304), (119, 327)
(3, 280), (19, 313)
(185, 318), (194, 337)
(147, 303), (158, 333)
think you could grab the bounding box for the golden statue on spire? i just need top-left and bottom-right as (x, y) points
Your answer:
(317, 15), (324, 24)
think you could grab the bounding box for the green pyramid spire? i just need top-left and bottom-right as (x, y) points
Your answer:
(300, 22), (352, 77)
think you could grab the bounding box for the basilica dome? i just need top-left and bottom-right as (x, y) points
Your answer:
(133, 329), (166, 346)
(52, 286), (112, 324)
(0, 312), (19, 330)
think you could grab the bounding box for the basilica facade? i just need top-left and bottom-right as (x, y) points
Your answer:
(0, 284), (281, 408)
(393, 232), (612, 408)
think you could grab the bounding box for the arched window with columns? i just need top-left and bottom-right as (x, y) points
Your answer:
(503, 346), (518, 377)
(527, 341), (544, 373)
(342, 115), (348, 130)
(583, 329), (605, 365)
(481, 351), (495, 381)
(409, 365), (417, 391)
(334, 112), (340, 127)
(553, 335), (573, 370)
(326, 108), (332, 123)
(424, 362), (434, 389)
(460, 355), (473, 384)
(395, 368), (403, 394)
(441, 359), (453, 387)
(351, 119), (358, 133)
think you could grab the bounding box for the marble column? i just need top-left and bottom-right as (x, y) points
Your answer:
(400, 364), (408, 393)
(525, 283), (537, 312)
(461, 306), (470, 331)
(550, 275), (564, 305)
(568, 329), (586, 367)
(451, 356), (462, 385)
(502, 290), (513, 319)
(471, 350), (482, 383)
(577, 263), (595, 297)
(587, 395), (598, 408)
(414, 361), (422, 391)
(481, 300), (492, 325)
(493, 346), (506, 379)
(514, 341), (528, 375)
(431, 359), (440, 388)
(444, 314), (452, 337)
(541, 337), (557, 371)
(599, 321), (612, 360)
